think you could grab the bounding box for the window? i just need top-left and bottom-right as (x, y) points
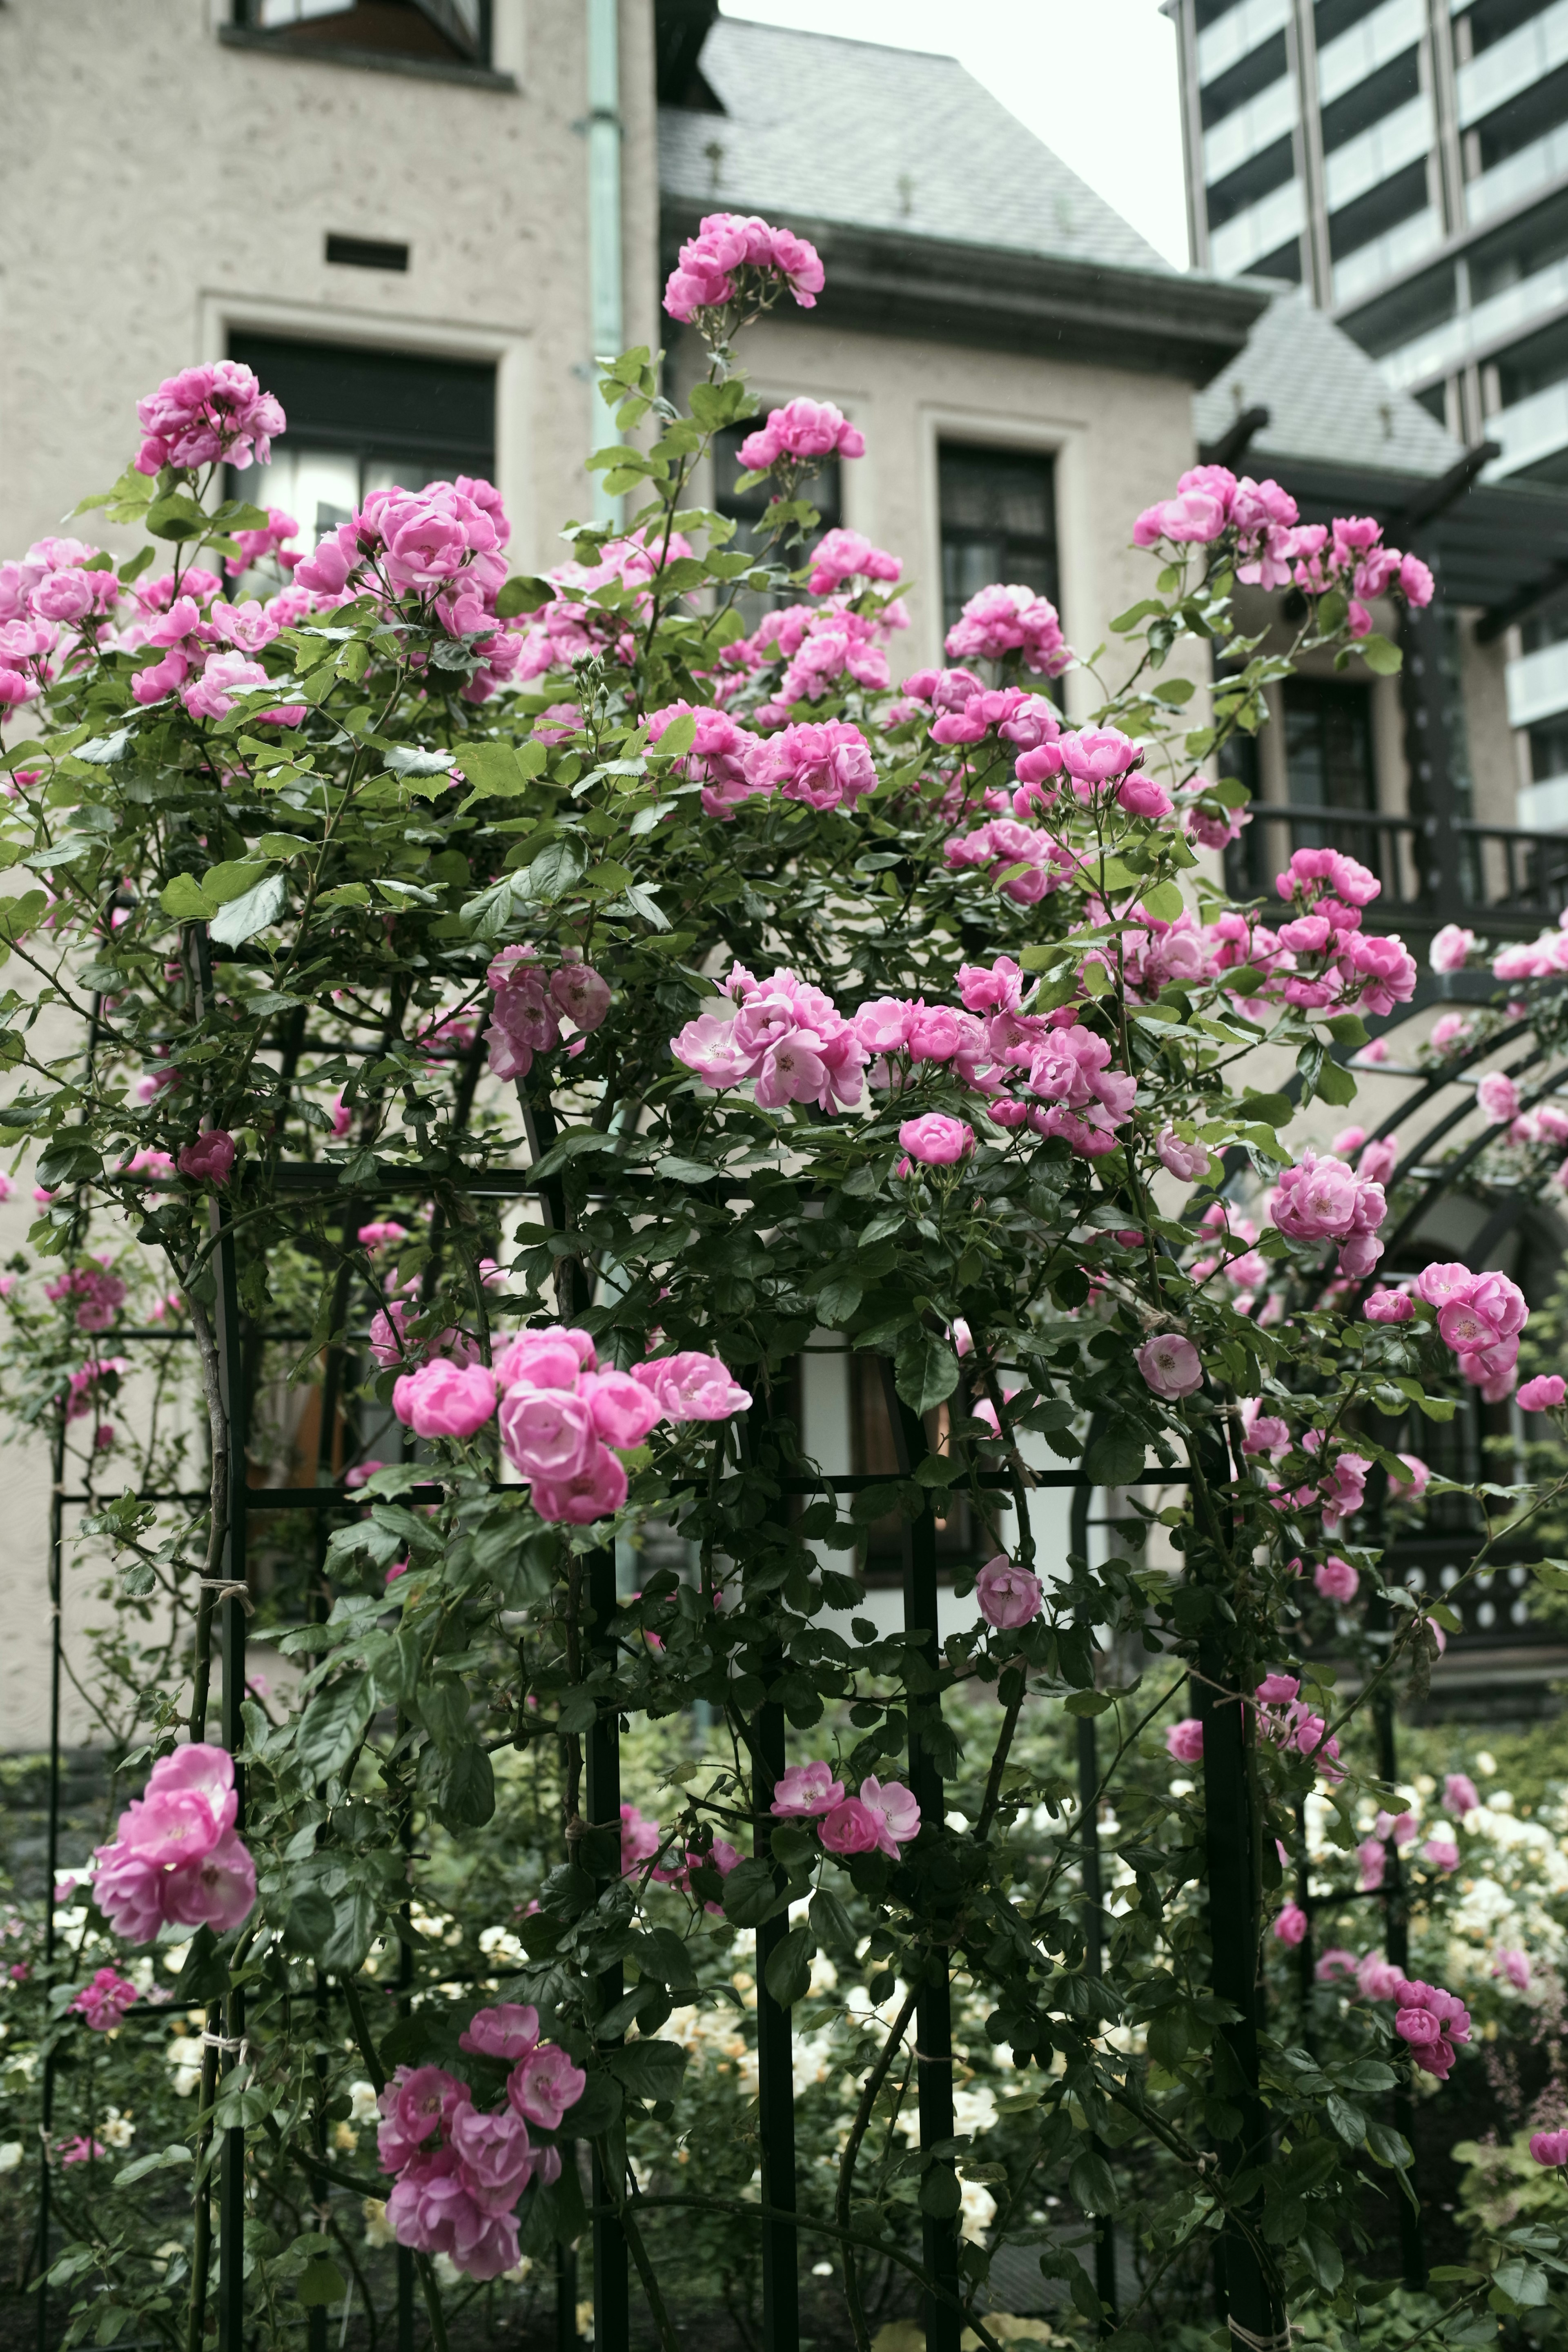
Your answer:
(227, 334), (495, 541)
(1251, 234), (1304, 281)
(234, 0), (490, 64)
(1206, 134), (1297, 230)
(1283, 678), (1376, 837)
(1327, 158), (1431, 262)
(1199, 31), (1288, 130)
(939, 445), (1058, 635)
(1319, 49), (1422, 157)
(711, 411), (842, 623)
(850, 1355), (981, 1578)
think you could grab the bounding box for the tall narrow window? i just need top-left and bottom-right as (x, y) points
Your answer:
(227, 335), (496, 541)
(938, 445), (1058, 633)
(713, 414), (842, 561)
(1283, 677), (1376, 811)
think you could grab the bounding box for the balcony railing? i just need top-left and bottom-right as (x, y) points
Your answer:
(1481, 374), (1568, 482)
(1507, 635), (1568, 728)
(1225, 800), (1568, 932)
(1316, 0), (1425, 109)
(1196, 0), (1291, 88)
(1465, 116), (1568, 225)
(1209, 175), (1305, 274)
(1457, 0), (1568, 130)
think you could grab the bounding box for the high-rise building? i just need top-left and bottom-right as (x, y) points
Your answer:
(1169, 0), (1568, 822)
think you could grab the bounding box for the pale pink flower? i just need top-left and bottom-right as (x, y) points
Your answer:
(177, 1131), (236, 1185)
(631, 1351), (752, 1422)
(1273, 1902), (1308, 1947)
(1136, 1333), (1202, 1399)
(898, 1114), (974, 1166)
(1519, 1374), (1566, 1412)
(1165, 1718), (1203, 1764)
(508, 2042), (586, 2132)
(579, 1369), (662, 1449)
(975, 1555), (1044, 1628)
(529, 1444), (628, 1525)
(498, 1385), (596, 1481)
(773, 1761), (844, 1817)
(1156, 1127), (1211, 1182)
(1314, 1557), (1359, 1603)
(1495, 1949), (1530, 1991)
(459, 2004), (540, 2061)
(1477, 1070), (1521, 1125)
(1429, 924), (1475, 973)
(394, 1359), (497, 1440)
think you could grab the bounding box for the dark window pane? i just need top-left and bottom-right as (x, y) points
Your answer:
(227, 334), (496, 539)
(711, 411), (842, 624)
(241, 0), (488, 64)
(1283, 678), (1377, 834)
(938, 445), (1058, 635)
(849, 1354), (979, 1573)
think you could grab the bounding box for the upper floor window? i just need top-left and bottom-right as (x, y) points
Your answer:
(228, 335), (495, 541)
(939, 445), (1058, 635)
(233, 0), (490, 67)
(1284, 676), (1376, 811)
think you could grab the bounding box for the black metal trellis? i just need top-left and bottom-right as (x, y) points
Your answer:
(31, 969), (1561, 2352)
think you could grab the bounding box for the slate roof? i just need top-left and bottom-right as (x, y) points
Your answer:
(659, 16), (1172, 278)
(1194, 285), (1466, 481)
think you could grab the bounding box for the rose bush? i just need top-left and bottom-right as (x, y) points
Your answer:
(1, 208), (1566, 2348)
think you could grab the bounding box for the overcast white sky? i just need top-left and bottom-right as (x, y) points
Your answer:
(717, 0), (1192, 270)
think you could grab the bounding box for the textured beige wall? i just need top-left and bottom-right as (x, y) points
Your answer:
(0, 0), (660, 575)
(672, 316), (1206, 696)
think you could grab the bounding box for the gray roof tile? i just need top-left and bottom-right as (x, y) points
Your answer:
(659, 17), (1171, 278)
(1194, 285), (1466, 479)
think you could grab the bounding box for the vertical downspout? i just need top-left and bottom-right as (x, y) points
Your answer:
(586, 0), (624, 528)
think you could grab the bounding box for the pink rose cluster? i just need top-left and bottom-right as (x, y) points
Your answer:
(944, 583), (1071, 679)
(1134, 469), (1434, 633)
(1271, 848), (1417, 1019)
(508, 527), (698, 684)
(662, 212), (824, 324)
(1271, 1148), (1388, 1279)
(771, 1761), (921, 1860)
(93, 1744), (256, 1944)
(737, 398), (865, 472)
(673, 960), (867, 1112)
(483, 946), (611, 1083)
(0, 535), (124, 708)
(63, 1356), (130, 1424)
(1492, 905), (1568, 983)
(119, 577), (305, 724)
(649, 702), (879, 815)
(1414, 1259), (1529, 1401)
(390, 1321), (752, 1526)
(806, 528), (902, 595)
(45, 1258), (126, 1333)
(134, 361), (285, 476)
(1013, 723), (1173, 822)
(69, 1965), (140, 2031)
(1382, 1976), (1472, 2081)
(380, 2006), (586, 2280)
(1252, 1670), (1343, 1781)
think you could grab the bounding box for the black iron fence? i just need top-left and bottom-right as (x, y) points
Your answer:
(1225, 801), (1568, 936)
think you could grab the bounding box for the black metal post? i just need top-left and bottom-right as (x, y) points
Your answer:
(555, 2244), (579, 2351)
(1372, 1669), (1427, 2290)
(754, 1679), (799, 2351)
(1399, 540), (1465, 922)
(584, 1545), (628, 2349)
(34, 1410), (67, 2352)
(1193, 1645), (1283, 2341)
(1075, 1715), (1118, 2328)
(879, 1366), (960, 2352)
(211, 1192), (248, 2352)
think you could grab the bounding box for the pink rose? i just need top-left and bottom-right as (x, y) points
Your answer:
(1429, 924), (1475, 973)
(1519, 1374), (1566, 1412)
(394, 1359), (497, 1440)
(459, 2004), (540, 2061)
(160, 1828), (256, 1933)
(858, 1776), (920, 1857)
(529, 1443), (629, 1525)
(1388, 1453), (1430, 1501)
(1477, 1070), (1520, 1125)
(549, 960), (611, 1032)
(508, 2042), (586, 2132)
(1422, 1831), (1460, 1872)
(498, 1385), (596, 1481)
(631, 1350), (752, 1421)
(579, 1368), (663, 1449)
(1165, 1718), (1203, 1763)
(1155, 1126), (1211, 1182)
(1530, 2131), (1568, 2167)
(1314, 1556), (1359, 1602)
(1273, 1902), (1308, 1947)
(1363, 1287), (1413, 1323)
(446, 2102), (536, 2213)
(1495, 1949), (1530, 1991)
(378, 2065), (461, 2172)
(1136, 1333), (1202, 1400)
(974, 1554), (1044, 1628)
(897, 1114), (975, 1166)
(493, 1330), (592, 1389)
(177, 1130), (236, 1185)
(818, 1798), (882, 1857)
(771, 1761), (844, 1818)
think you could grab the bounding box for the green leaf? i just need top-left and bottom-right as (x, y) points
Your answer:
(1085, 1427), (1146, 1487)
(1493, 2258), (1549, 2309)
(1363, 2120), (1411, 2169)
(1069, 2151), (1117, 2213)
(1326, 2091), (1365, 2145)
(1109, 599), (1165, 634)
(1140, 880), (1184, 921)
(894, 1335), (959, 1416)
(529, 839), (585, 902)
(294, 1676), (375, 1782)
(1063, 1689), (1113, 1717)
(114, 2144), (194, 2188)
(919, 2165), (962, 2220)
(604, 2039), (688, 2103)
(495, 575), (554, 619)
(763, 1925), (815, 2009)
(653, 712), (698, 759)
(814, 1273), (862, 1326)
(159, 875), (212, 921)
(1358, 631), (1402, 676)
(722, 1857), (786, 1928)
(1316, 1056), (1357, 1107)
(1240, 1090), (1292, 1129)
(210, 871), (286, 947)
(460, 739), (547, 800)
(296, 2257), (347, 2309)
(654, 1155), (718, 1185)
(1299, 2227), (1343, 2294)
(146, 491), (209, 542)
(434, 1744), (496, 1830)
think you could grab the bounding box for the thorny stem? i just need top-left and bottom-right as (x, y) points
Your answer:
(834, 1981), (918, 2352)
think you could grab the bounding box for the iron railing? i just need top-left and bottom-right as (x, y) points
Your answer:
(1226, 800), (1568, 935)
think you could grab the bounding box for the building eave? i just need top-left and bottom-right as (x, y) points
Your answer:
(659, 200), (1270, 385)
